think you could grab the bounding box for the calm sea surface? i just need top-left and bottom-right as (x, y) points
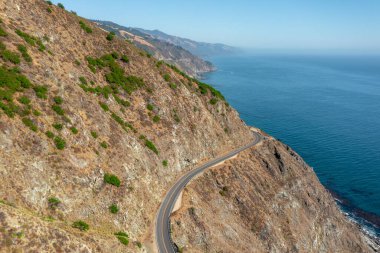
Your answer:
(203, 53), (380, 236)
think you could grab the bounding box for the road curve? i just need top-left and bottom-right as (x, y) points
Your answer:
(155, 131), (262, 253)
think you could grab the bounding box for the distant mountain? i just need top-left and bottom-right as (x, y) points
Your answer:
(93, 20), (216, 78)
(136, 28), (238, 57)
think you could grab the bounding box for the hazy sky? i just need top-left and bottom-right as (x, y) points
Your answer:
(53, 1), (380, 52)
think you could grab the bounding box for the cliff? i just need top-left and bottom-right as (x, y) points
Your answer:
(171, 137), (379, 252)
(0, 0), (377, 252)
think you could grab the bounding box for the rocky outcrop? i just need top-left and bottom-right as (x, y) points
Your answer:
(171, 138), (378, 253)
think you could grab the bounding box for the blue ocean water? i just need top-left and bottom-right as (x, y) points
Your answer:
(203, 53), (380, 236)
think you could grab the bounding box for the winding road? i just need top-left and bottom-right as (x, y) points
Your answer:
(155, 131), (262, 253)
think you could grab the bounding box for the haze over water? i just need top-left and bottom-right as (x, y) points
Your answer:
(203, 53), (380, 236)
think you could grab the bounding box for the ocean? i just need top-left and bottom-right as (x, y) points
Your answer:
(202, 53), (380, 237)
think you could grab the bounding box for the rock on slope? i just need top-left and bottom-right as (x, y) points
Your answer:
(93, 20), (215, 79)
(0, 0), (250, 252)
(171, 137), (378, 252)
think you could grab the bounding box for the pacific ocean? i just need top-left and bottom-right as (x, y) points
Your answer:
(203, 53), (380, 237)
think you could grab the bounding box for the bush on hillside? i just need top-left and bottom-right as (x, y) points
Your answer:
(104, 173), (121, 187)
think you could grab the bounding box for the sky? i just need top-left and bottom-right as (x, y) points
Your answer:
(52, 1), (380, 53)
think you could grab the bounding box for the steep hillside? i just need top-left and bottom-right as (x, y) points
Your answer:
(0, 0), (250, 252)
(0, 1), (377, 253)
(171, 137), (379, 252)
(93, 20), (215, 78)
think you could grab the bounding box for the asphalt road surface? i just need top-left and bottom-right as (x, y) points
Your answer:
(155, 131), (262, 253)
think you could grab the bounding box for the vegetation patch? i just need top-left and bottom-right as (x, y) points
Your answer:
(17, 45), (32, 62)
(90, 131), (98, 138)
(163, 74), (171, 82)
(115, 231), (129, 246)
(99, 102), (109, 111)
(162, 160), (168, 167)
(100, 141), (108, 149)
(210, 98), (218, 105)
(57, 3), (65, 9)
(146, 104), (154, 111)
(120, 55), (129, 63)
(53, 96), (63, 104)
(52, 123), (63, 131)
(109, 204), (119, 214)
(0, 27), (7, 37)
(145, 139), (158, 155)
(22, 117), (37, 132)
(45, 131), (54, 138)
(33, 85), (48, 99)
(15, 30), (45, 51)
(106, 32), (115, 41)
(1, 50), (20, 64)
(153, 115), (160, 123)
(48, 197), (61, 209)
(79, 21), (92, 34)
(72, 220), (89, 231)
(52, 105), (64, 115)
(54, 136), (66, 150)
(104, 173), (121, 187)
(70, 127), (78, 134)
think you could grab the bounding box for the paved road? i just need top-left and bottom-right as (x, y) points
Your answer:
(155, 131), (262, 253)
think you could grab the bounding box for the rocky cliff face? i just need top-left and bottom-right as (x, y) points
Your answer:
(171, 137), (378, 253)
(0, 0), (376, 253)
(93, 21), (215, 79)
(0, 0), (250, 252)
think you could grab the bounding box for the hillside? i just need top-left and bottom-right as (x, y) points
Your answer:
(135, 28), (237, 57)
(0, 0), (377, 253)
(93, 20), (215, 78)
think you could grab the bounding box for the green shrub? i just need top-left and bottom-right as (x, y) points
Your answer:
(109, 204), (119, 214)
(136, 241), (142, 248)
(113, 94), (130, 107)
(33, 85), (48, 99)
(72, 220), (89, 231)
(111, 52), (119, 59)
(70, 127), (78, 134)
(163, 74), (171, 82)
(156, 61), (163, 68)
(106, 32), (115, 41)
(52, 123), (63, 131)
(53, 96), (63, 104)
(145, 140), (158, 155)
(17, 45), (32, 62)
(46, 7), (52, 13)
(46, 131), (54, 138)
(0, 27), (7, 37)
(168, 83), (177, 89)
(79, 21), (92, 34)
(99, 102), (109, 111)
(79, 76), (87, 85)
(153, 115), (160, 123)
(46, 1), (53, 5)
(52, 105), (64, 115)
(0, 41), (5, 51)
(90, 131), (98, 138)
(33, 110), (41, 116)
(54, 136), (66, 150)
(104, 173), (121, 187)
(115, 231), (129, 245)
(57, 3), (65, 9)
(74, 60), (81, 66)
(146, 104), (154, 111)
(48, 197), (60, 209)
(22, 117), (37, 132)
(120, 55), (129, 63)
(1, 50), (20, 64)
(210, 98), (218, 105)
(100, 141), (108, 149)
(162, 160), (168, 167)
(18, 96), (31, 105)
